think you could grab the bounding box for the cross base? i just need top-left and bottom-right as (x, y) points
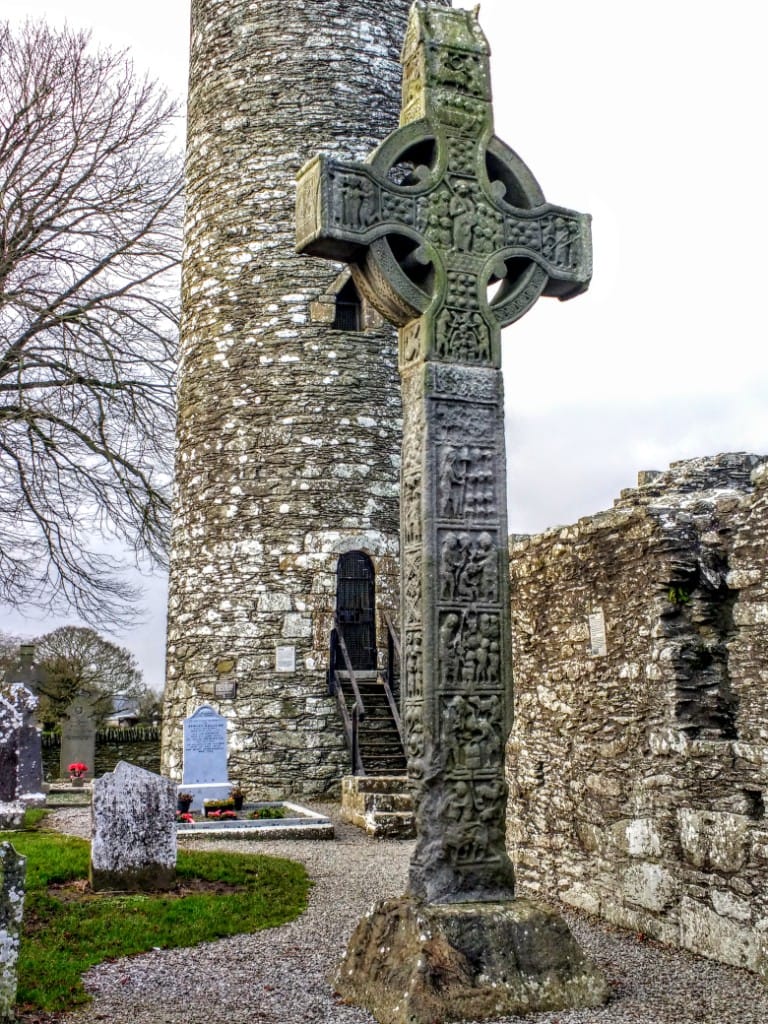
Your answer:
(334, 896), (608, 1024)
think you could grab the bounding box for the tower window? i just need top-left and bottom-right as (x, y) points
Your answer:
(332, 279), (362, 331)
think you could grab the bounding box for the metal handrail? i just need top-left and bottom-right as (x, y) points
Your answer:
(329, 623), (366, 775)
(382, 608), (401, 660)
(333, 616), (367, 722)
(380, 610), (405, 750)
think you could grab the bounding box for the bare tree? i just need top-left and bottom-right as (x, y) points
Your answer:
(31, 624), (147, 728)
(0, 20), (183, 625)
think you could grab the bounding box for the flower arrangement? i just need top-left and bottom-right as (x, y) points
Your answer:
(208, 809), (238, 820)
(203, 798), (236, 815)
(68, 762), (87, 779)
(176, 812), (194, 824)
(229, 784), (246, 809)
(249, 806), (286, 820)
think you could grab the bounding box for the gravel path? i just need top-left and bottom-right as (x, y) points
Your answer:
(44, 804), (767, 1024)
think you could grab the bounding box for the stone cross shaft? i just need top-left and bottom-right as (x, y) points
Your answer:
(297, 1), (592, 904)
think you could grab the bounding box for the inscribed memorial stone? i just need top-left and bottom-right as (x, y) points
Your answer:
(182, 705), (228, 782)
(181, 705), (230, 809)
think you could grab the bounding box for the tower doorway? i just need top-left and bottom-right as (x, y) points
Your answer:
(336, 552), (376, 670)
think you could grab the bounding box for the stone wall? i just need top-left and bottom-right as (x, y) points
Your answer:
(163, 1), (449, 798)
(507, 453), (768, 977)
(42, 729), (161, 780)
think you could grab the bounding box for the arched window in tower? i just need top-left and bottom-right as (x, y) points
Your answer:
(336, 551), (376, 670)
(332, 278), (362, 332)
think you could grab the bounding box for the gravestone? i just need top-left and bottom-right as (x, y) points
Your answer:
(0, 843), (25, 1023)
(10, 685), (43, 804)
(90, 761), (177, 892)
(2, 644), (46, 695)
(0, 685), (43, 824)
(297, 3), (606, 1019)
(181, 705), (230, 810)
(0, 695), (20, 804)
(59, 691), (97, 781)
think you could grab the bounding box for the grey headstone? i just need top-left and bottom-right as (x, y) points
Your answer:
(90, 761), (177, 892)
(0, 843), (26, 1022)
(59, 691), (97, 780)
(181, 705), (229, 809)
(0, 684), (42, 806)
(0, 694), (19, 803)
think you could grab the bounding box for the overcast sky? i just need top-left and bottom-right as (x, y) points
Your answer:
(2, 1), (766, 690)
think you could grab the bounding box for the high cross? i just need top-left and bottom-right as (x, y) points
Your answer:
(297, 1), (592, 904)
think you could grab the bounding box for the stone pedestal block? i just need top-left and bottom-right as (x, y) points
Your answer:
(334, 896), (608, 1024)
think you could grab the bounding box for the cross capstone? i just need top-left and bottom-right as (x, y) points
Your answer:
(297, 3), (592, 369)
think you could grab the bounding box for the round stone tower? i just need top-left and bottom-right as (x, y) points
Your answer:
(163, 0), (448, 797)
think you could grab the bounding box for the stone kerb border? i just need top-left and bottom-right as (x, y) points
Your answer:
(176, 801), (334, 841)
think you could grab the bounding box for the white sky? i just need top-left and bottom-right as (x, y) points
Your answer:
(2, 1), (767, 690)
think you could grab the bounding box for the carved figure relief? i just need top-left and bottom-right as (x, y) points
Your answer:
(405, 703), (425, 779)
(340, 173), (378, 230)
(437, 445), (496, 519)
(441, 693), (502, 773)
(405, 630), (423, 699)
(449, 181), (475, 252)
(542, 215), (581, 271)
(403, 472), (422, 544)
(439, 530), (498, 604)
(440, 777), (506, 865)
(404, 555), (421, 624)
(435, 309), (490, 362)
(435, 49), (484, 96)
(439, 610), (501, 690)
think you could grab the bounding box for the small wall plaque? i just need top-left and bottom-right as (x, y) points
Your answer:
(275, 645), (296, 673)
(588, 609), (608, 657)
(214, 680), (237, 698)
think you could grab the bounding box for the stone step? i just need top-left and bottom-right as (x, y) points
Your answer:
(341, 774), (415, 839)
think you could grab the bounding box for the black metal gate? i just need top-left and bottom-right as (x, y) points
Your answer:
(336, 552), (376, 670)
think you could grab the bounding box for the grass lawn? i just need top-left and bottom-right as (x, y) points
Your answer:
(1, 813), (310, 1014)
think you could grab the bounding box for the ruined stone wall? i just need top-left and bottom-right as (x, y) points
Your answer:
(163, 1), (450, 797)
(507, 453), (768, 977)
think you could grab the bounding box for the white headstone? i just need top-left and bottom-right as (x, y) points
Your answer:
(90, 761), (177, 891)
(181, 705), (230, 810)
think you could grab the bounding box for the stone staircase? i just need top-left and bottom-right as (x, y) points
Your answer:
(340, 775), (414, 839)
